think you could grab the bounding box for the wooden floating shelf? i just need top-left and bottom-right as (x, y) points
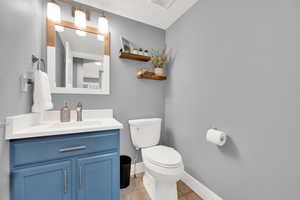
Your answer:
(119, 52), (151, 62)
(137, 72), (167, 80)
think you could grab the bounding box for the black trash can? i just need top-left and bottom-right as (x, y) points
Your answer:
(120, 155), (132, 189)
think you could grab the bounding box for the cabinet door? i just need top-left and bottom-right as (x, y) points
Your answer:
(12, 161), (72, 200)
(77, 152), (120, 200)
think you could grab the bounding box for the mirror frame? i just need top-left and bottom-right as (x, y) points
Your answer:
(47, 20), (110, 95)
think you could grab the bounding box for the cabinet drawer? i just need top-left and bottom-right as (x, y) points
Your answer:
(11, 131), (119, 167)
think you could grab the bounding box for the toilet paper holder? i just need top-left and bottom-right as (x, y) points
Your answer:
(206, 128), (227, 146)
(219, 134), (226, 143)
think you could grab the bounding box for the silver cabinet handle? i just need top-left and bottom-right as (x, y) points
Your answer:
(59, 145), (87, 152)
(79, 167), (83, 189)
(64, 168), (68, 193)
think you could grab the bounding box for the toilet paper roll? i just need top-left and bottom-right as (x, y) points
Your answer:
(206, 129), (227, 146)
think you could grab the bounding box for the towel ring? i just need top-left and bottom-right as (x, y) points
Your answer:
(32, 55), (46, 72)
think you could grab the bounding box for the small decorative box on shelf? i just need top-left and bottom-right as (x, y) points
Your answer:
(137, 72), (167, 80)
(119, 52), (151, 62)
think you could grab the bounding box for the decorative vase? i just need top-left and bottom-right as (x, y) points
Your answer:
(154, 68), (164, 76)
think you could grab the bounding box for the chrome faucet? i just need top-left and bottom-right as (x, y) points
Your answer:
(76, 102), (83, 121)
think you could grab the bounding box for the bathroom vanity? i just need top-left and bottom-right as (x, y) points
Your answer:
(6, 110), (123, 200)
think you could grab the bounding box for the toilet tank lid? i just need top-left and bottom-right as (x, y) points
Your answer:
(129, 118), (162, 126)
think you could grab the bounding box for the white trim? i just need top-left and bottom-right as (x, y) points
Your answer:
(130, 162), (223, 200)
(130, 162), (145, 176)
(181, 171), (223, 200)
(65, 41), (73, 88)
(72, 51), (103, 61)
(47, 44), (110, 95)
(51, 87), (110, 95)
(50, 55), (110, 95)
(102, 55), (110, 95)
(47, 46), (56, 88)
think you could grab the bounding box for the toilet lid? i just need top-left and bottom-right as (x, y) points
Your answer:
(143, 146), (182, 168)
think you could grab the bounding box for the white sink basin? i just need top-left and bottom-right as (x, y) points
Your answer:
(5, 109), (123, 140)
(49, 120), (102, 130)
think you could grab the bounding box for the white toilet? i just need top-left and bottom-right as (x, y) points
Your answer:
(129, 118), (184, 200)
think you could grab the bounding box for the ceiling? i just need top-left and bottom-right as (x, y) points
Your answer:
(72, 0), (199, 29)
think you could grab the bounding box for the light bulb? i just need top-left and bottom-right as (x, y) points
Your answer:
(74, 10), (86, 28)
(97, 34), (104, 41)
(98, 16), (109, 34)
(76, 30), (87, 37)
(47, 2), (61, 23)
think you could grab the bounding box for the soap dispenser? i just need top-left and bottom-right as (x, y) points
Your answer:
(60, 102), (71, 122)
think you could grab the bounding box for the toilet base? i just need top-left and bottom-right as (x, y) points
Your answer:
(143, 172), (178, 200)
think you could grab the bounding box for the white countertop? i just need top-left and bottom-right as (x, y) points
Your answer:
(5, 109), (123, 140)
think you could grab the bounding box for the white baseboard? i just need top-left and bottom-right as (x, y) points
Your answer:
(181, 171), (223, 200)
(130, 162), (144, 176)
(131, 162), (223, 200)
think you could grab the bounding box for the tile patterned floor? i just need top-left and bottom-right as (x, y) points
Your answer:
(121, 173), (204, 200)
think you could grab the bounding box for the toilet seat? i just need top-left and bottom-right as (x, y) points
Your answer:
(142, 145), (182, 168)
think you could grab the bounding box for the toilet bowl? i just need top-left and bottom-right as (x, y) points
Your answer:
(142, 145), (184, 200)
(129, 118), (184, 200)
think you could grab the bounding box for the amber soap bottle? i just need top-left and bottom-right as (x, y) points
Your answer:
(60, 102), (71, 122)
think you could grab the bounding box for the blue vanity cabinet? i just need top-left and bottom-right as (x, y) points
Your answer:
(12, 161), (72, 200)
(10, 130), (120, 200)
(77, 152), (120, 200)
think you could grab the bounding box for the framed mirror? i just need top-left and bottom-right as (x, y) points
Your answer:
(47, 20), (110, 94)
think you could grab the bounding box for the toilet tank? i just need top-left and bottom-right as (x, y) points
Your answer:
(129, 118), (162, 149)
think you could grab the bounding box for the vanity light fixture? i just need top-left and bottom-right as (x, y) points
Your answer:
(75, 30), (87, 37)
(74, 9), (87, 28)
(47, 1), (61, 23)
(97, 34), (104, 41)
(98, 12), (109, 34)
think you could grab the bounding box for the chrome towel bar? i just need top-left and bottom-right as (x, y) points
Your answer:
(32, 55), (46, 72)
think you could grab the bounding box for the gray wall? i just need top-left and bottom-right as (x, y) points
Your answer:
(0, 0), (46, 199)
(165, 0), (300, 199)
(52, 10), (166, 160)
